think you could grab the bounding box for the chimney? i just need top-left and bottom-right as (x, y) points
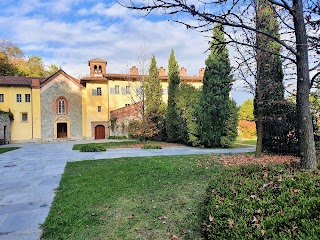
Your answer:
(130, 66), (139, 75)
(31, 79), (40, 89)
(158, 67), (166, 77)
(179, 67), (187, 77)
(199, 68), (205, 78)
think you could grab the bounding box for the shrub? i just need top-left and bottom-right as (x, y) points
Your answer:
(202, 164), (320, 239)
(80, 145), (106, 152)
(238, 120), (256, 138)
(141, 144), (162, 149)
(108, 136), (128, 140)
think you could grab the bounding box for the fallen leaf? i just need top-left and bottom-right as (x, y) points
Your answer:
(57, 210), (62, 214)
(99, 217), (103, 221)
(261, 229), (266, 236)
(255, 209), (262, 214)
(171, 235), (179, 239)
(209, 215), (214, 222)
(292, 226), (298, 232)
(228, 219), (234, 229)
(250, 194), (256, 199)
(158, 216), (168, 220)
(127, 215), (135, 219)
(252, 216), (259, 223)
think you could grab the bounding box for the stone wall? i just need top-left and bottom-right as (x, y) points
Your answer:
(110, 102), (141, 137)
(41, 79), (82, 140)
(0, 112), (11, 144)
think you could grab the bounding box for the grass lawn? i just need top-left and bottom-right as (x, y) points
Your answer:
(72, 141), (142, 150)
(0, 147), (20, 154)
(41, 154), (223, 240)
(235, 138), (257, 145)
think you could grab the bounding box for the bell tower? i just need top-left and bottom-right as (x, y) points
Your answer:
(88, 58), (107, 77)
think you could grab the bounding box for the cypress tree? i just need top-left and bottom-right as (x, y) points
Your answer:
(199, 24), (235, 147)
(145, 54), (163, 115)
(255, 0), (285, 156)
(166, 49), (181, 142)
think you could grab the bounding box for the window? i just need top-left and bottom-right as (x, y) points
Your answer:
(0, 94), (3, 102)
(21, 113), (28, 122)
(115, 85), (120, 94)
(92, 87), (102, 96)
(97, 87), (102, 95)
(25, 94), (31, 102)
(110, 87), (115, 95)
(137, 86), (144, 96)
(98, 106), (101, 112)
(16, 94), (22, 102)
(58, 99), (66, 114)
(126, 86), (131, 94)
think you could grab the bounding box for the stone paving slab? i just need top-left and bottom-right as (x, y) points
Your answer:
(0, 140), (255, 240)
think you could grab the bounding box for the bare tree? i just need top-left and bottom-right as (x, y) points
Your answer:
(119, 0), (319, 169)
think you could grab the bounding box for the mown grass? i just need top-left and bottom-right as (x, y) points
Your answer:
(41, 154), (223, 240)
(0, 147), (20, 154)
(72, 141), (142, 150)
(203, 164), (320, 239)
(235, 139), (257, 145)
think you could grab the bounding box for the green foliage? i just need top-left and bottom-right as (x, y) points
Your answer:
(220, 100), (239, 147)
(79, 145), (106, 152)
(145, 54), (163, 115)
(141, 144), (162, 149)
(73, 141), (141, 150)
(202, 164), (320, 239)
(262, 101), (298, 155)
(0, 52), (18, 76)
(176, 83), (201, 146)
(166, 49), (181, 142)
(199, 24), (237, 147)
(108, 136), (128, 140)
(239, 99), (254, 121)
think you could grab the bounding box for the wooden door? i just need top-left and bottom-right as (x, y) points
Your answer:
(95, 125), (105, 139)
(57, 123), (67, 138)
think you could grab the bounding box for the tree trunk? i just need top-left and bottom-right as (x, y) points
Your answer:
(293, 0), (317, 169)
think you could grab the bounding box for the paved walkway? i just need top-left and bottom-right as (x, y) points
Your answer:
(0, 140), (255, 240)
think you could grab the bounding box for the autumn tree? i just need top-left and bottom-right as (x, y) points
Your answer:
(166, 49), (181, 142)
(121, 0), (319, 169)
(0, 52), (18, 76)
(239, 99), (254, 121)
(198, 24), (237, 147)
(1, 39), (60, 78)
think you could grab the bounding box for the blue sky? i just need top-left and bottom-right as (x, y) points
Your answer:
(0, 0), (253, 104)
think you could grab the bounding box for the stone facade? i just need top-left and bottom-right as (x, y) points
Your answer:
(41, 75), (82, 140)
(0, 112), (11, 144)
(110, 103), (141, 137)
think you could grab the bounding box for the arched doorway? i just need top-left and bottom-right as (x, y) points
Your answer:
(95, 125), (105, 139)
(57, 122), (68, 138)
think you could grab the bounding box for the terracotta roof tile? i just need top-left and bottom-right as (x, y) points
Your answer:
(0, 76), (45, 86)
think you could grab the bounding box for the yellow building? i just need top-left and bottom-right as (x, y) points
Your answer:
(0, 58), (203, 142)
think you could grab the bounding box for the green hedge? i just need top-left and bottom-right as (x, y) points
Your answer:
(202, 164), (320, 239)
(79, 145), (106, 152)
(141, 144), (162, 149)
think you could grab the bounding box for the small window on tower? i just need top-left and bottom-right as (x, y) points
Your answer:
(94, 65), (98, 73)
(98, 106), (101, 112)
(98, 65), (102, 73)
